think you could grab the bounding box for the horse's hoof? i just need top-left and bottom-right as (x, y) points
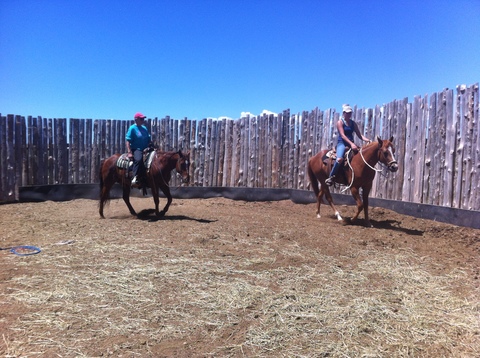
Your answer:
(316, 213), (321, 219)
(156, 211), (166, 217)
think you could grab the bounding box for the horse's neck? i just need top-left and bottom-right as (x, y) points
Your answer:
(358, 144), (379, 166)
(160, 152), (177, 172)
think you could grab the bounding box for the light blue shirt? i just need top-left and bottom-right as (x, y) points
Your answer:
(126, 124), (151, 151)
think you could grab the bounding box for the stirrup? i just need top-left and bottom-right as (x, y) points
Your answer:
(325, 176), (335, 186)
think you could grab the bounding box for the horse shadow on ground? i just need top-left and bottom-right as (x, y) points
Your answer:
(136, 209), (217, 223)
(343, 217), (424, 236)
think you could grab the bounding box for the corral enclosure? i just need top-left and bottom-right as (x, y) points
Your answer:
(1, 83), (479, 213)
(1, 84), (479, 356)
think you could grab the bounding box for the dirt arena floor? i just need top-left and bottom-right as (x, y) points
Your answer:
(1, 197), (479, 357)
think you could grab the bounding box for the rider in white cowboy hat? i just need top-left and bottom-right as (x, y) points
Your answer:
(325, 104), (371, 186)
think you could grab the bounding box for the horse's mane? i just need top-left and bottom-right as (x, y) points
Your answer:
(362, 140), (377, 151)
(152, 150), (182, 168)
(155, 150), (178, 159)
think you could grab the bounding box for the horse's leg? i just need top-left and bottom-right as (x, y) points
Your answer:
(99, 171), (116, 219)
(156, 184), (172, 217)
(307, 163), (322, 218)
(152, 183), (160, 216)
(315, 188), (322, 218)
(321, 183), (343, 221)
(362, 186), (373, 227)
(350, 186), (365, 224)
(99, 182), (112, 219)
(122, 184), (136, 216)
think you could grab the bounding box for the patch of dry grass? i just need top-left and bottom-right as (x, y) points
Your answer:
(2, 234), (479, 357)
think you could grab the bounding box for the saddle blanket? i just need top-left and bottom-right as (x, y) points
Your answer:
(116, 151), (155, 170)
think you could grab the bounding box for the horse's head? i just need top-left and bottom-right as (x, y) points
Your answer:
(175, 150), (191, 184)
(376, 136), (398, 172)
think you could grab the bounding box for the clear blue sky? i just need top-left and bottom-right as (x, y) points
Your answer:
(1, 0), (479, 121)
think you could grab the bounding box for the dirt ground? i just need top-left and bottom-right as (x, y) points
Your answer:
(1, 196), (479, 357)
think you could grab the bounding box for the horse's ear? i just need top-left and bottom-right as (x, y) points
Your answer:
(389, 136), (394, 143)
(376, 135), (383, 147)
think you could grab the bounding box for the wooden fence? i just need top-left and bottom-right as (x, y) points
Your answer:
(1, 83), (479, 211)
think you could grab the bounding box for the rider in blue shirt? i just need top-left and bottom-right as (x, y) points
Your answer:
(326, 104), (371, 186)
(126, 112), (152, 188)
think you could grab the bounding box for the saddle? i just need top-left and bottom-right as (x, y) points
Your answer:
(116, 149), (156, 193)
(116, 149), (156, 171)
(322, 148), (354, 167)
(322, 149), (355, 185)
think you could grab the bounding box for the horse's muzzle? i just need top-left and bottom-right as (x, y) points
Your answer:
(176, 172), (190, 184)
(388, 162), (398, 172)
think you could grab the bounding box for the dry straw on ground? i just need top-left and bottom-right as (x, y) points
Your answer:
(1, 198), (479, 357)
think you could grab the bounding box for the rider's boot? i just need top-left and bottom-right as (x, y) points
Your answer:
(326, 161), (340, 186)
(131, 175), (140, 188)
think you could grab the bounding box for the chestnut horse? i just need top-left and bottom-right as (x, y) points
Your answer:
(307, 136), (398, 227)
(99, 150), (190, 218)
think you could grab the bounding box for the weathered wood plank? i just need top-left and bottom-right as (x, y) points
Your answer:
(462, 85), (476, 210)
(232, 118), (241, 186)
(266, 114), (274, 188)
(190, 119), (198, 186)
(21, 116), (28, 186)
(241, 116), (250, 187)
(222, 119), (231, 187)
(0, 115), (7, 201)
(6, 115), (15, 201)
(471, 83), (480, 210)
(248, 116), (257, 188)
(442, 89), (455, 207)
(393, 98), (408, 201)
(425, 94), (437, 205)
(217, 119), (226, 186)
(258, 115), (266, 188)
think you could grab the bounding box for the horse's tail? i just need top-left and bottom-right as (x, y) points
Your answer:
(307, 157), (320, 197)
(98, 159), (112, 207)
(99, 159), (105, 194)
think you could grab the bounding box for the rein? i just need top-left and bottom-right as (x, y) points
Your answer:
(342, 149), (355, 192)
(359, 143), (398, 178)
(359, 146), (383, 173)
(341, 144), (386, 192)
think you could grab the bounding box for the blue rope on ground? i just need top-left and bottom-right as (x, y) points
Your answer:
(9, 246), (41, 256)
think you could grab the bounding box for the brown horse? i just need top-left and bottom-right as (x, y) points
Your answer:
(307, 136), (398, 227)
(99, 150), (190, 218)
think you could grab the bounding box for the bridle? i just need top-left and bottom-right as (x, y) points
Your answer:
(361, 142), (397, 170)
(175, 152), (189, 183)
(341, 143), (397, 192)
